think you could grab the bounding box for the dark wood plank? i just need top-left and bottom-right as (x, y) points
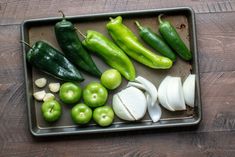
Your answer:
(0, 130), (234, 157)
(196, 12), (235, 73)
(0, 0), (235, 25)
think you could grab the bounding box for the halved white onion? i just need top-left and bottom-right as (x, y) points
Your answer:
(112, 86), (147, 121)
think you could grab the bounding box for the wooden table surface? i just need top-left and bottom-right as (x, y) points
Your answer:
(1, 0), (235, 156)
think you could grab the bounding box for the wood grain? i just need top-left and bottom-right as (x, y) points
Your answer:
(0, 0), (235, 25)
(0, 0), (235, 156)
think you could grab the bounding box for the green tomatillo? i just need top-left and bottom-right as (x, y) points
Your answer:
(41, 100), (62, 122)
(101, 69), (122, 90)
(71, 103), (92, 125)
(83, 82), (108, 108)
(59, 82), (82, 104)
(93, 106), (114, 127)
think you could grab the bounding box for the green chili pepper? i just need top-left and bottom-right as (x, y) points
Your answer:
(158, 14), (192, 61)
(82, 30), (136, 81)
(23, 40), (84, 82)
(54, 11), (102, 77)
(106, 16), (172, 69)
(135, 21), (176, 61)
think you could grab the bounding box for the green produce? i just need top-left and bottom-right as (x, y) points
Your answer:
(71, 103), (92, 125)
(41, 100), (62, 122)
(101, 69), (122, 90)
(106, 16), (172, 69)
(55, 11), (102, 77)
(59, 82), (82, 104)
(83, 82), (108, 108)
(158, 14), (192, 61)
(135, 21), (176, 61)
(93, 106), (114, 127)
(23, 40), (84, 82)
(82, 30), (136, 81)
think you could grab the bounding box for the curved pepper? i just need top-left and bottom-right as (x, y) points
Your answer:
(158, 14), (192, 61)
(82, 30), (136, 81)
(135, 21), (176, 61)
(26, 40), (84, 82)
(106, 16), (172, 69)
(54, 11), (102, 77)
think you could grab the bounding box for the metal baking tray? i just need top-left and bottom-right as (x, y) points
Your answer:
(21, 7), (201, 136)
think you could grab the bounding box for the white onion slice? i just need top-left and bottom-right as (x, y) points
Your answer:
(166, 77), (186, 111)
(135, 76), (158, 107)
(145, 93), (162, 122)
(183, 74), (196, 107)
(127, 82), (145, 91)
(158, 76), (175, 111)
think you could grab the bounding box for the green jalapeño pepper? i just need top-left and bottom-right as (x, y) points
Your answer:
(135, 21), (176, 61)
(24, 40), (84, 82)
(106, 16), (172, 69)
(54, 11), (102, 77)
(158, 14), (192, 61)
(82, 30), (136, 81)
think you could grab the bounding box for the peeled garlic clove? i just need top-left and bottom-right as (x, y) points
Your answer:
(33, 90), (46, 101)
(49, 83), (60, 93)
(158, 76), (175, 111)
(183, 74), (196, 107)
(112, 86), (147, 121)
(135, 76), (158, 107)
(35, 78), (47, 88)
(166, 77), (186, 111)
(43, 93), (55, 102)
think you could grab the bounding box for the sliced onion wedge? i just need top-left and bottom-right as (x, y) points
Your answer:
(158, 76), (175, 111)
(135, 76), (158, 107)
(183, 74), (196, 107)
(127, 82), (145, 91)
(166, 77), (186, 111)
(145, 93), (162, 122)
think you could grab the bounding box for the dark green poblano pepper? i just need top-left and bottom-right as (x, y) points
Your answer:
(82, 30), (136, 81)
(54, 11), (102, 77)
(106, 16), (172, 69)
(158, 14), (192, 61)
(24, 40), (84, 82)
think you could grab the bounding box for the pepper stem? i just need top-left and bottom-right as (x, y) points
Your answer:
(135, 21), (143, 31)
(20, 40), (32, 49)
(158, 14), (164, 24)
(75, 27), (86, 39)
(58, 10), (65, 19)
(109, 17), (114, 22)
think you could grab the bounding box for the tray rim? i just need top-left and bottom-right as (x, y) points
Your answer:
(21, 6), (202, 137)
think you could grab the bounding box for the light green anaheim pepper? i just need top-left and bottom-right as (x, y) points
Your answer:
(106, 16), (173, 69)
(82, 30), (136, 81)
